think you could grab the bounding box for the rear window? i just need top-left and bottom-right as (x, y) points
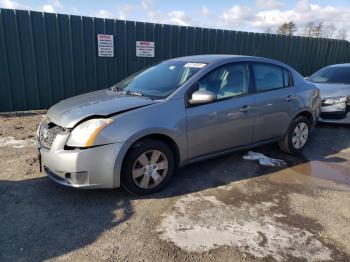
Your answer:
(309, 66), (350, 84)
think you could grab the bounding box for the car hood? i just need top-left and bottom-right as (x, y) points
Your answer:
(47, 89), (156, 128)
(313, 83), (350, 99)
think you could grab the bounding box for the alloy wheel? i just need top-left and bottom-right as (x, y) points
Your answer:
(132, 150), (169, 189)
(292, 122), (309, 149)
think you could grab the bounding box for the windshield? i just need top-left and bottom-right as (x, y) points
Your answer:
(309, 66), (350, 85)
(112, 61), (206, 99)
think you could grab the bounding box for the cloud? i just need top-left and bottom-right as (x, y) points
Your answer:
(0, 0), (75, 15)
(0, 0), (29, 9)
(42, 4), (54, 13)
(167, 10), (191, 26)
(92, 9), (113, 19)
(50, 0), (62, 9)
(140, 0), (163, 22)
(140, 0), (194, 26)
(255, 0), (284, 10)
(4, 0), (345, 41)
(256, 1), (350, 31)
(222, 5), (254, 22)
(85, 0), (349, 40)
(219, 0), (350, 36)
(220, 5), (254, 30)
(201, 6), (209, 16)
(116, 4), (134, 20)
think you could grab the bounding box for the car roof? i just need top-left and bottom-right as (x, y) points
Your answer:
(166, 54), (301, 78)
(327, 63), (350, 68)
(166, 54), (255, 64)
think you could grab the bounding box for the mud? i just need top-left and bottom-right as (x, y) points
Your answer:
(0, 112), (349, 262)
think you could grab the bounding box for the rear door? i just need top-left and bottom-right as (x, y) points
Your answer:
(251, 62), (300, 142)
(186, 62), (255, 159)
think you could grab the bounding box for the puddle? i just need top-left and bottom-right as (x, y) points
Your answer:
(267, 161), (350, 190)
(291, 161), (350, 186)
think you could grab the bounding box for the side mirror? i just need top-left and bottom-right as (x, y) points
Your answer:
(189, 90), (216, 105)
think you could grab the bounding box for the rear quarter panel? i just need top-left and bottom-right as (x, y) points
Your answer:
(293, 80), (321, 127)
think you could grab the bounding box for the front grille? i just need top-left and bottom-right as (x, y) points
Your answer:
(38, 123), (63, 149)
(321, 111), (347, 120)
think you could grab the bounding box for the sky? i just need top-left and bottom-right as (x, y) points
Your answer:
(1, 0), (350, 36)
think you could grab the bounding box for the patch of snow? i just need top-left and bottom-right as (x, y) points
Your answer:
(340, 148), (350, 153)
(158, 195), (332, 261)
(242, 151), (287, 167)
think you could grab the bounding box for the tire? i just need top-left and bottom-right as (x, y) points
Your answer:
(121, 139), (174, 195)
(279, 116), (311, 154)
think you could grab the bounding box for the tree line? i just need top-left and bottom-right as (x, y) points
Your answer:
(265, 21), (348, 40)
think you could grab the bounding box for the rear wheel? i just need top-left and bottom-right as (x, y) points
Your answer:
(121, 140), (174, 195)
(279, 116), (310, 154)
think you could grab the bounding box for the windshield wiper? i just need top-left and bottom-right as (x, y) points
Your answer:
(110, 85), (120, 91)
(123, 90), (143, 97)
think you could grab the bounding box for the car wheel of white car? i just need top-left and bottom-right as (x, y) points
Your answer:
(279, 116), (311, 154)
(121, 139), (174, 195)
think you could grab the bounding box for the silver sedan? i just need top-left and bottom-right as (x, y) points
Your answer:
(308, 63), (350, 124)
(37, 55), (320, 195)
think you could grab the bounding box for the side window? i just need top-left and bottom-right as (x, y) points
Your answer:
(253, 63), (285, 91)
(198, 63), (249, 100)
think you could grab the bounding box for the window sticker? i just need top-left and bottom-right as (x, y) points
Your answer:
(184, 63), (207, 68)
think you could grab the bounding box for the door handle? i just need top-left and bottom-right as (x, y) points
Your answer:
(239, 105), (251, 113)
(285, 95), (296, 102)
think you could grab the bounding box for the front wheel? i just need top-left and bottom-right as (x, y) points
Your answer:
(121, 140), (174, 195)
(279, 116), (310, 154)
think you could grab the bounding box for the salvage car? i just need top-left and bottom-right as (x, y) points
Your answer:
(307, 63), (350, 124)
(37, 55), (320, 195)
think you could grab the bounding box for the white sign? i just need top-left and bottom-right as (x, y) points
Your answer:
(97, 34), (114, 57)
(136, 41), (155, 57)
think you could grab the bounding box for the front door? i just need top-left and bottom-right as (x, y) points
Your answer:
(186, 62), (255, 159)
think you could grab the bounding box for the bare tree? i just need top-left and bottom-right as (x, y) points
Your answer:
(323, 24), (337, 38)
(277, 21), (297, 36)
(337, 28), (348, 40)
(264, 27), (272, 34)
(303, 21), (314, 37)
(311, 22), (324, 37)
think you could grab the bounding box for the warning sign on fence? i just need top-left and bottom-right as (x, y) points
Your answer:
(97, 34), (114, 57)
(136, 41), (155, 57)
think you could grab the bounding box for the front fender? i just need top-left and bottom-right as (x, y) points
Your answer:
(93, 98), (188, 162)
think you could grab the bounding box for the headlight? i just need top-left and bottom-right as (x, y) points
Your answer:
(66, 118), (113, 147)
(323, 96), (348, 105)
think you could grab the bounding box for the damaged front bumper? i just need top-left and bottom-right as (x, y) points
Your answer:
(319, 101), (350, 124)
(37, 126), (130, 189)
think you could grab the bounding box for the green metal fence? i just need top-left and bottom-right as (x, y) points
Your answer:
(1, 8), (350, 112)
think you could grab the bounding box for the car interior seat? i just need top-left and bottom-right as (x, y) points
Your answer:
(219, 70), (245, 98)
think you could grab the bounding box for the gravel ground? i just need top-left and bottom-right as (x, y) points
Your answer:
(0, 111), (349, 262)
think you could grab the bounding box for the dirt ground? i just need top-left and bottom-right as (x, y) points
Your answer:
(0, 111), (350, 262)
